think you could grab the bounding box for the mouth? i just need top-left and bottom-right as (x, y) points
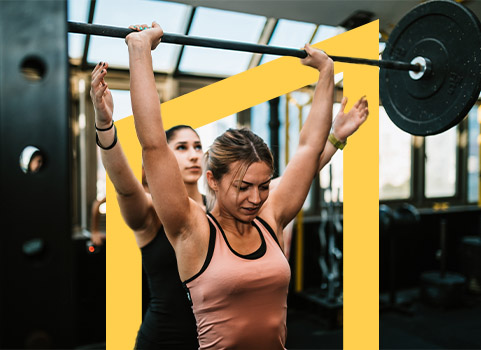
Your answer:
(241, 207), (259, 214)
(186, 166), (201, 172)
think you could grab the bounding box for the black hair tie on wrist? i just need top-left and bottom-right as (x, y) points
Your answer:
(96, 124), (117, 150)
(95, 121), (114, 131)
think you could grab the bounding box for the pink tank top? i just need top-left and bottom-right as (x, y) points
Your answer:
(183, 213), (291, 350)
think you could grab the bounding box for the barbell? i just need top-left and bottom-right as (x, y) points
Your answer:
(68, 0), (481, 136)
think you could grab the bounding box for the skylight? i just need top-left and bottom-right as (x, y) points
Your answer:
(178, 7), (266, 77)
(260, 19), (317, 65)
(67, 0), (90, 59)
(87, 0), (192, 72)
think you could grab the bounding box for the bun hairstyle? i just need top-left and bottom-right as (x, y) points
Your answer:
(203, 128), (274, 211)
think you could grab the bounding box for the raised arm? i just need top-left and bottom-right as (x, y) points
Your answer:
(125, 23), (196, 239)
(90, 63), (155, 237)
(264, 44), (333, 228)
(317, 96), (369, 170)
(269, 95), (369, 191)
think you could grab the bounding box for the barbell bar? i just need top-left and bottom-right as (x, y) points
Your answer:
(67, 21), (421, 73)
(67, 0), (481, 136)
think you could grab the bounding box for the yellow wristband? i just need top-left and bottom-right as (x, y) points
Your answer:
(328, 133), (346, 150)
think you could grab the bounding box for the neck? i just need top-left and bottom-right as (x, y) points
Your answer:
(211, 204), (252, 235)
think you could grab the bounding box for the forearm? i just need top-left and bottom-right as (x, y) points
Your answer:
(298, 68), (334, 154)
(97, 134), (150, 229)
(317, 141), (337, 172)
(127, 39), (166, 150)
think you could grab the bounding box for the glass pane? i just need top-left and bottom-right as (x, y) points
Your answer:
(110, 90), (133, 122)
(179, 8), (266, 76)
(467, 105), (479, 203)
(68, 0), (90, 59)
(310, 25), (344, 44)
(260, 19), (317, 65)
(425, 127), (457, 198)
(88, 0), (191, 72)
(379, 107), (411, 200)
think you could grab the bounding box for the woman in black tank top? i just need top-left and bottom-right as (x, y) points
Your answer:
(91, 63), (206, 348)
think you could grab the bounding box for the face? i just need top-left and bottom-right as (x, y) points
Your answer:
(28, 154), (43, 173)
(168, 128), (203, 184)
(210, 161), (272, 222)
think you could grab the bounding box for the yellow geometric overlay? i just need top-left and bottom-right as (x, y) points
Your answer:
(107, 20), (379, 350)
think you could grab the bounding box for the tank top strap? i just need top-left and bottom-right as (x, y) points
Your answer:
(254, 216), (282, 249)
(182, 214), (217, 285)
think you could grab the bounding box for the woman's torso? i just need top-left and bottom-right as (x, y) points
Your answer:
(136, 225), (198, 349)
(184, 213), (291, 350)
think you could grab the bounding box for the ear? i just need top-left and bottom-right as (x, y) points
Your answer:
(206, 170), (218, 192)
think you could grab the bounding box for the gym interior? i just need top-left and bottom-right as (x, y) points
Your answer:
(1, 0), (481, 349)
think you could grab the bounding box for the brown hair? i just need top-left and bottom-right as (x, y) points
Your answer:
(203, 128), (274, 210)
(165, 124), (199, 143)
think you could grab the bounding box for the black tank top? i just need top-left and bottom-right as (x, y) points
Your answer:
(136, 225), (200, 349)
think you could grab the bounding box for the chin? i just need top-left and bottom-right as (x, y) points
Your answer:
(236, 211), (257, 223)
(184, 175), (200, 184)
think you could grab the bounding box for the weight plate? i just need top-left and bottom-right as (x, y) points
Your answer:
(380, 0), (481, 136)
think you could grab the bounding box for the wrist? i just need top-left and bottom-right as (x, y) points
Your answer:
(94, 112), (113, 130)
(331, 123), (347, 143)
(95, 120), (114, 131)
(96, 124), (118, 150)
(332, 130), (347, 143)
(127, 36), (150, 50)
(328, 132), (346, 150)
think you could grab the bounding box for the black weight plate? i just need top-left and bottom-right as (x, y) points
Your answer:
(380, 0), (481, 136)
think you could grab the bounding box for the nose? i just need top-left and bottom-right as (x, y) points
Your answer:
(188, 147), (199, 162)
(248, 188), (261, 205)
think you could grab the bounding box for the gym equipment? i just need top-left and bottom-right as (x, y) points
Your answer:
(68, 0), (481, 136)
(0, 0), (74, 348)
(420, 218), (467, 307)
(300, 165), (343, 329)
(380, 204), (420, 314)
(380, 0), (481, 136)
(459, 236), (481, 294)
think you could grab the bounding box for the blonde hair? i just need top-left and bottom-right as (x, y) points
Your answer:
(203, 128), (274, 211)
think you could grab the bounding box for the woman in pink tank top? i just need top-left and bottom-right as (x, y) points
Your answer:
(125, 22), (368, 349)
